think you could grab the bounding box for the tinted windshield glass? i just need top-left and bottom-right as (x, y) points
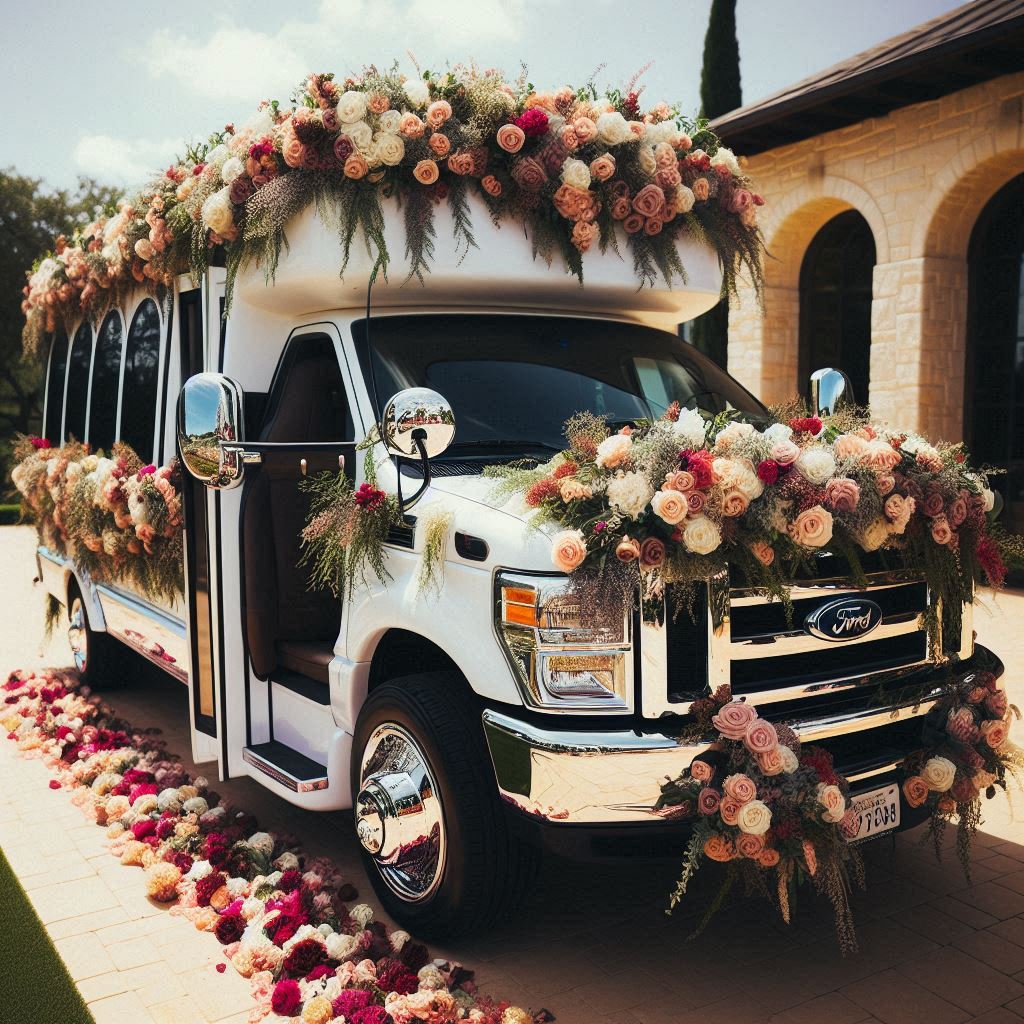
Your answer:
(354, 315), (766, 453)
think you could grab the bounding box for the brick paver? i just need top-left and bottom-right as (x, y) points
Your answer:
(1, 525), (1023, 1023)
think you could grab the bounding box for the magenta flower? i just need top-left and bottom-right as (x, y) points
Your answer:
(515, 108), (550, 137)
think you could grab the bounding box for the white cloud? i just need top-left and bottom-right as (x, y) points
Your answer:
(73, 134), (181, 184)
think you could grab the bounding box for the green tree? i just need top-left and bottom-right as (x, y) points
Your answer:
(0, 170), (118, 487)
(690, 0), (742, 369)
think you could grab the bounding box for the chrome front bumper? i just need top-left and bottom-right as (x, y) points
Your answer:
(481, 683), (968, 825)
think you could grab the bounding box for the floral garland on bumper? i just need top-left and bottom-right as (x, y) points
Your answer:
(10, 436), (184, 602)
(21, 65), (764, 357)
(2, 668), (540, 1024)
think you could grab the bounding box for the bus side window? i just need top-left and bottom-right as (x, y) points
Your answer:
(63, 322), (93, 443)
(89, 311), (124, 454)
(43, 330), (69, 443)
(120, 299), (161, 463)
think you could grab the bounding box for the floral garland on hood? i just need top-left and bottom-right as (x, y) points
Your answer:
(21, 65), (764, 357)
(10, 436), (184, 602)
(2, 668), (540, 1024)
(484, 405), (1022, 633)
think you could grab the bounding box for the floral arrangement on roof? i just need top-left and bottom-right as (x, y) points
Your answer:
(21, 63), (765, 357)
(484, 403), (1023, 633)
(2, 667), (539, 1024)
(10, 436), (184, 602)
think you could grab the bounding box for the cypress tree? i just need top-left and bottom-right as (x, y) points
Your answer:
(688, 0), (742, 369)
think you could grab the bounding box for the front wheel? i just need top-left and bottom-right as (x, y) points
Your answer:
(67, 584), (119, 687)
(351, 673), (537, 938)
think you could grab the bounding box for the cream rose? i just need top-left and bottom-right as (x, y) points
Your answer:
(596, 111), (631, 145)
(779, 745), (799, 773)
(817, 784), (846, 823)
(795, 446), (837, 485)
(200, 187), (235, 237)
(375, 133), (405, 166)
(721, 489), (749, 517)
(712, 457), (763, 500)
(737, 799), (772, 836)
(377, 109), (402, 134)
(559, 478), (592, 502)
(789, 505), (834, 548)
(606, 471), (654, 519)
(560, 158), (591, 190)
(337, 90), (369, 124)
(637, 144), (657, 176)
(551, 529), (587, 573)
(682, 515), (722, 555)
(651, 488), (687, 525)
(595, 433), (632, 468)
(403, 78), (430, 108)
(921, 756), (956, 792)
(714, 421), (755, 450)
(858, 517), (891, 551)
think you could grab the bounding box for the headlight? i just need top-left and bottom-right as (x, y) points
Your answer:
(494, 571), (632, 712)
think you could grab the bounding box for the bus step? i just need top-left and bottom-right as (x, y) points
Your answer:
(242, 740), (329, 793)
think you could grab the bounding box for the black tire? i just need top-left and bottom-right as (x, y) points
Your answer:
(351, 672), (538, 939)
(66, 582), (120, 688)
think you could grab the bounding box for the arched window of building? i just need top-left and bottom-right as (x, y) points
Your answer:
(89, 311), (124, 453)
(120, 299), (162, 462)
(43, 329), (69, 443)
(966, 174), (1024, 537)
(63, 321), (93, 443)
(798, 210), (876, 405)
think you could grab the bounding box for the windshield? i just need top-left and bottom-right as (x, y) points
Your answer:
(353, 314), (767, 455)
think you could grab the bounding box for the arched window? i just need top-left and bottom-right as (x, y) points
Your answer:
(966, 174), (1024, 538)
(63, 322), (93, 443)
(120, 299), (162, 462)
(43, 330), (69, 443)
(798, 210), (876, 405)
(89, 311), (124, 453)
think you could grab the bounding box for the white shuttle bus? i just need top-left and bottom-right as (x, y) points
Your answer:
(33, 195), (979, 936)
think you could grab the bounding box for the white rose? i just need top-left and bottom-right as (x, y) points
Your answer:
(982, 488), (995, 512)
(344, 120), (373, 153)
(182, 796), (208, 816)
(201, 187), (235, 236)
(795, 446), (837, 485)
(674, 185), (695, 213)
(737, 799), (772, 835)
(710, 146), (740, 176)
(374, 132), (405, 166)
(241, 897), (264, 920)
(595, 432), (632, 468)
(337, 90), (369, 123)
(390, 930), (411, 951)
(682, 515), (722, 555)
(350, 903), (375, 928)
(220, 156), (244, 184)
(326, 932), (358, 960)
(403, 78), (430, 108)
(185, 859), (213, 880)
(606, 471), (654, 519)
(714, 421), (755, 450)
(206, 143), (229, 168)
(248, 831), (274, 857)
(560, 158), (591, 190)
(673, 407), (708, 448)
(921, 756), (956, 792)
(712, 457), (763, 500)
(637, 144), (657, 176)
(596, 111), (631, 145)
(779, 745), (799, 773)
(817, 783), (847, 823)
(273, 851), (300, 871)
(762, 423), (793, 443)
(242, 106), (275, 137)
(377, 109), (402, 134)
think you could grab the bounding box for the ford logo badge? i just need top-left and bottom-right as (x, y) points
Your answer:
(804, 597), (883, 642)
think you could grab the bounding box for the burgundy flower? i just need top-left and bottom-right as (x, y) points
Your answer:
(131, 819), (157, 840)
(333, 989), (375, 1018)
(351, 1008), (391, 1024)
(514, 108), (550, 137)
(30, 436), (52, 449)
(277, 868), (302, 893)
(214, 912), (245, 945)
(399, 940), (430, 973)
(282, 938), (326, 977)
(375, 958), (419, 995)
(271, 979), (302, 1017)
(305, 964), (333, 983)
(194, 871), (226, 907)
(354, 483), (387, 511)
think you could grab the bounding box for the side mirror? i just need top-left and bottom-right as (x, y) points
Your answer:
(177, 372), (247, 489)
(808, 367), (855, 416)
(380, 388), (456, 461)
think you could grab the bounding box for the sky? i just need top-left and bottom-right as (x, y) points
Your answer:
(1, 0), (965, 191)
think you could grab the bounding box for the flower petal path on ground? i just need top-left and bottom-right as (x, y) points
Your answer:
(2, 667), (541, 1024)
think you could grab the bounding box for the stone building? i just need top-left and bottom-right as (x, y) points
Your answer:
(713, 0), (1024, 531)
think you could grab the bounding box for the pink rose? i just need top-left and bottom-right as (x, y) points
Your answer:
(571, 220), (598, 253)
(711, 701), (758, 740)
(511, 157), (548, 191)
(496, 123), (526, 153)
(749, 540), (775, 567)
(949, 496), (969, 527)
(757, 747), (785, 776)
(632, 183), (666, 218)
(719, 795), (742, 825)
(623, 213), (644, 234)
(736, 832), (766, 859)
(723, 774), (757, 804)
(743, 719), (779, 755)
(610, 196), (631, 220)
(922, 491), (945, 517)
(788, 505), (834, 548)
(697, 787), (720, 815)
(876, 473), (896, 496)
(664, 470), (696, 493)
(980, 718), (1010, 749)
(686, 490), (706, 516)
(985, 689), (1008, 718)
(931, 516), (953, 546)
(551, 529), (587, 573)
(770, 439), (800, 466)
(615, 535), (641, 562)
(560, 125), (580, 149)
(282, 133), (306, 169)
(639, 537), (666, 569)
(425, 100), (452, 128)
(690, 758), (714, 783)
(573, 116), (597, 143)
(399, 113), (425, 139)
(692, 177), (710, 201)
(589, 154), (616, 182)
(651, 489), (687, 525)
(825, 477), (860, 513)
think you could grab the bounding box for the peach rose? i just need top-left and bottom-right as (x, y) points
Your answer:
(571, 221), (598, 253)
(595, 432), (632, 468)
(789, 505), (834, 548)
(550, 529), (587, 573)
(744, 719), (779, 755)
(282, 133), (306, 169)
(690, 758), (714, 783)
(770, 439), (801, 466)
(664, 470), (695, 493)
(615, 535), (641, 562)
(817, 783), (846, 823)
(736, 832), (766, 859)
(632, 183), (666, 218)
(573, 116), (598, 143)
(697, 787), (720, 815)
(931, 516), (953, 546)
(559, 478), (592, 502)
(712, 701), (758, 740)
(481, 174), (502, 197)
(833, 434), (870, 460)
(560, 125), (580, 149)
(413, 160), (439, 185)
(750, 540), (775, 567)
(864, 441), (902, 472)
(825, 477), (860, 513)
(703, 835), (734, 862)
(692, 177), (710, 201)
(721, 488), (749, 517)
(651, 488), (687, 525)
(344, 153), (369, 179)
(511, 157), (548, 191)
(496, 123), (526, 153)
(902, 776), (929, 808)
(589, 154), (616, 182)
(757, 746), (785, 776)
(447, 151), (475, 176)
(399, 113), (425, 138)
(876, 472), (896, 496)
(758, 847), (781, 868)
(719, 795), (742, 825)
(980, 718), (1010, 749)
(610, 197), (631, 220)
(423, 134), (450, 160)
(425, 99), (452, 128)
(723, 774), (757, 804)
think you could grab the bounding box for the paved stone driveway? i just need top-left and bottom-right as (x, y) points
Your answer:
(2, 525), (1024, 1024)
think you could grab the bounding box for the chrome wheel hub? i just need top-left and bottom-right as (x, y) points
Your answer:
(355, 723), (445, 903)
(68, 598), (88, 673)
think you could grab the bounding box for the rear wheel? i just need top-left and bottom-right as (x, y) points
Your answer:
(67, 584), (119, 687)
(351, 672), (537, 938)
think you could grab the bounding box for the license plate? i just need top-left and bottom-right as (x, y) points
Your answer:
(846, 783), (900, 843)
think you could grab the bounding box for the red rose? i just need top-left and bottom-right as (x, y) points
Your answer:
(756, 459), (780, 485)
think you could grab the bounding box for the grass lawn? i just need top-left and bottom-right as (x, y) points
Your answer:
(0, 846), (93, 1024)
